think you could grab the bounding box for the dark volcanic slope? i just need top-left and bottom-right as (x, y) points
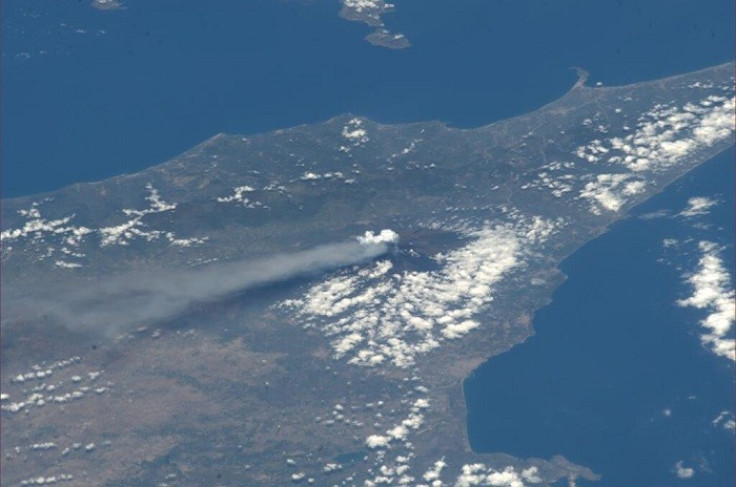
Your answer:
(1, 63), (734, 487)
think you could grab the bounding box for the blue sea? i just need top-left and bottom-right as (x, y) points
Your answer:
(1, 0), (733, 196)
(465, 148), (735, 486)
(2, 1), (734, 484)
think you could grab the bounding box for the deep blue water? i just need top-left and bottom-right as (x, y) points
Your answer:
(2, 3), (734, 483)
(1, 0), (734, 196)
(465, 148), (735, 486)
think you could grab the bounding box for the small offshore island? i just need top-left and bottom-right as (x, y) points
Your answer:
(339, 0), (411, 49)
(1, 63), (734, 486)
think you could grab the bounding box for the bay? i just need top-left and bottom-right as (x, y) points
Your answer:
(2, 0), (733, 196)
(465, 148), (735, 486)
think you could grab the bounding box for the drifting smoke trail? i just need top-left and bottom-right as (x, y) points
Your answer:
(4, 230), (400, 336)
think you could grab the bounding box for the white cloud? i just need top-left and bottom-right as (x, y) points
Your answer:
(216, 185), (265, 208)
(283, 216), (559, 367)
(412, 398), (429, 410)
(300, 172), (322, 181)
(576, 95), (734, 173)
(100, 184), (183, 246)
(520, 169), (575, 198)
(422, 459), (447, 482)
(440, 320), (481, 339)
(712, 410), (736, 431)
(578, 173), (646, 214)
(0, 200), (94, 265)
(366, 434), (391, 449)
(20, 474), (74, 486)
(342, 118), (369, 145)
(455, 464), (528, 487)
(520, 467), (542, 484)
(573, 94), (734, 215)
(2, 185), (209, 265)
(342, 0), (387, 14)
(0, 206), (92, 244)
(679, 196), (718, 217)
(358, 229), (400, 246)
(677, 241), (735, 361)
(674, 461), (694, 479)
(387, 424), (409, 440)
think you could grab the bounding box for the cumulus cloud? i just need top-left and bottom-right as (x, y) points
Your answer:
(677, 241), (735, 361)
(98, 184), (182, 246)
(673, 461), (694, 479)
(711, 410), (736, 431)
(578, 173), (646, 214)
(283, 216), (559, 367)
(342, 118), (369, 144)
(455, 464), (529, 487)
(1, 185), (206, 268)
(357, 229), (400, 245)
(422, 459), (447, 482)
(3, 234), (398, 336)
(366, 434), (391, 449)
(362, 398), (427, 453)
(0, 204), (91, 244)
(679, 196), (718, 217)
(521, 467), (542, 484)
(300, 172), (322, 181)
(576, 95), (734, 173)
(216, 185), (265, 209)
(520, 166), (576, 198)
(574, 93), (735, 214)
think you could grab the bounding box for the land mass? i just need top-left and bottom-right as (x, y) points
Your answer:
(1, 62), (734, 486)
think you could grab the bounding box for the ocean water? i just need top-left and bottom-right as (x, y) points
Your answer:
(465, 148), (735, 486)
(2, 0), (734, 197)
(2, 2), (734, 483)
